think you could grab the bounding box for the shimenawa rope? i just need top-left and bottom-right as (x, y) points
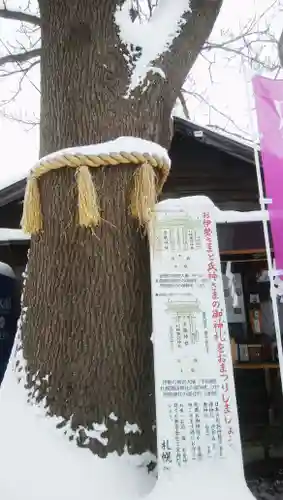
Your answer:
(21, 151), (170, 235)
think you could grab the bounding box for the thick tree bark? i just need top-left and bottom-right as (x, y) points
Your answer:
(22, 166), (155, 458)
(18, 0), (223, 462)
(38, 0), (223, 156)
(38, 0), (172, 156)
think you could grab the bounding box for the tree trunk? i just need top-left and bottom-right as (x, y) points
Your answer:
(38, 0), (172, 157)
(23, 165), (156, 458)
(22, 0), (172, 462)
(17, 0), (223, 465)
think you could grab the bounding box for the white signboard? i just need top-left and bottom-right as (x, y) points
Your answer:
(149, 202), (245, 478)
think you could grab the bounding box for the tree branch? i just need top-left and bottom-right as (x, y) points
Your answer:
(178, 90), (190, 120)
(182, 87), (248, 136)
(0, 8), (41, 26)
(204, 41), (280, 72)
(154, 0), (223, 100)
(0, 109), (39, 129)
(0, 48), (41, 67)
(0, 59), (39, 78)
(115, 0), (223, 100)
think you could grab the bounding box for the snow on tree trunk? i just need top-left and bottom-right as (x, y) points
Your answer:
(39, 0), (172, 155)
(38, 0), (223, 156)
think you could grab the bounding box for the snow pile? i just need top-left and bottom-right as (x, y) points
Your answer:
(156, 195), (269, 224)
(0, 338), (156, 500)
(146, 461), (256, 500)
(0, 228), (30, 242)
(0, 265), (156, 500)
(114, 0), (191, 93)
(34, 137), (170, 172)
(0, 261), (15, 279)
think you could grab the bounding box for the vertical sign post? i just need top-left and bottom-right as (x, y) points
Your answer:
(149, 197), (255, 499)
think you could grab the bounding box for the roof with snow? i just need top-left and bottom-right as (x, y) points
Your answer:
(0, 117), (256, 210)
(173, 117), (255, 166)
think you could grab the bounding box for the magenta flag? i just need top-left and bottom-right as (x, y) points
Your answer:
(253, 76), (283, 277)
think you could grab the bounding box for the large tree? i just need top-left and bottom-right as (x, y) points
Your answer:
(0, 2), (281, 499)
(0, 0), (223, 444)
(3, 2), (282, 499)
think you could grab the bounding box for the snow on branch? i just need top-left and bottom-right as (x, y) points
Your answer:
(0, 8), (41, 25)
(114, 0), (191, 93)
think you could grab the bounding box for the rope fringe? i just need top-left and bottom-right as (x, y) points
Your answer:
(130, 163), (156, 226)
(77, 166), (101, 227)
(21, 150), (170, 235)
(21, 176), (43, 234)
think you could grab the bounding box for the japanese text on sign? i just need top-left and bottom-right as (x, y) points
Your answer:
(203, 212), (233, 442)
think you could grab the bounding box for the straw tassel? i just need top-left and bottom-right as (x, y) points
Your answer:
(76, 165), (101, 227)
(21, 175), (43, 234)
(130, 162), (157, 226)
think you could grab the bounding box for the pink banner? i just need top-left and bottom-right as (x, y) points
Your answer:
(252, 76), (283, 277)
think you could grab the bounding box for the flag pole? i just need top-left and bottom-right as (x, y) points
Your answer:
(242, 59), (283, 393)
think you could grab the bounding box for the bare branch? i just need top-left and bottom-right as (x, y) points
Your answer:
(204, 41), (280, 72)
(0, 7), (41, 25)
(178, 91), (190, 120)
(205, 124), (256, 146)
(0, 59), (39, 78)
(182, 87), (248, 137)
(0, 48), (41, 67)
(202, 0), (281, 75)
(0, 109), (39, 129)
(155, 0), (223, 100)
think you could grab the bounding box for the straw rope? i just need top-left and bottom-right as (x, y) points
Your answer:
(21, 150), (170, 234)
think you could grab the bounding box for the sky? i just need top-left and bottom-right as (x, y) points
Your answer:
(0, 0), (282, 190)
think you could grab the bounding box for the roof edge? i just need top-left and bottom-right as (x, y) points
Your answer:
(172, 116), (256, 165)
(0, 119), (257, 206)
(0, 178), (26, 208)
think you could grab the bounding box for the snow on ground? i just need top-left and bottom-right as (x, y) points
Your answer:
(147, 462), (256, 500)
(0, 344), (156, 500)
(0, 288), (156, 500)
